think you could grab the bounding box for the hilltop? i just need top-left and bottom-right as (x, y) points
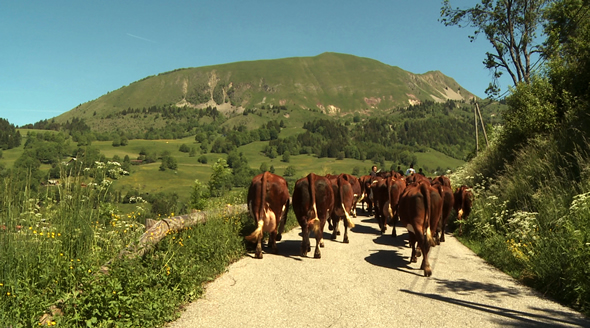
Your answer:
(51, 52), (477, 133)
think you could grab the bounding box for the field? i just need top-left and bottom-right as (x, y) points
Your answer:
(1, 129), (465, 204)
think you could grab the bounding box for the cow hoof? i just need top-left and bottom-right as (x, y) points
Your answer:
(343, 237), (349, 244)
(314, 251), (321, 259)
(276, 234), (282, 242)
(337, 231), (341, 236)
(330, 234), (337, 240)
(320, 241), (325, 248)
(424, 267), (432, 277)
(255, 252), (263, 259)
(411, 256), (417, 263)
(328, 224), (334, 231)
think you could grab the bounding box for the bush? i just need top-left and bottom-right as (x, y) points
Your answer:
(198, 155), (208, 164)
(283, 165), (296, 177)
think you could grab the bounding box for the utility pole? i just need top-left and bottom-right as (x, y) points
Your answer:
(475, 104), (479, 154)
(476, 102), (489, 147)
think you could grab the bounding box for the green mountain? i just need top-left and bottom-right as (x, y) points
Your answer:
(53, 52), (477, 132)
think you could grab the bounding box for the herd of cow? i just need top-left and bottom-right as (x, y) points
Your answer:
(245, 170), (473, 277)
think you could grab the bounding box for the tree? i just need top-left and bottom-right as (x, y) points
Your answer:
(282, 151), (291, 163)
(260, 162), (269, 173)
(441, 0), (549, 96)
(190, 179), (210, 210)
(208, 158), (233, 197)
(283, 165), (297, 177)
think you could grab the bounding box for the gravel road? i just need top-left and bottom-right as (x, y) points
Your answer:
(167, 211), (589, 328)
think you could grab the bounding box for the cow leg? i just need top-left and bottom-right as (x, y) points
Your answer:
(408, 232), (418, 263)
(330, 216), (339, 240)
(269, 231), (278, 254)
(415, 230), (432, 277)
(255, 235), (263, 259)
(301, 225), (311, 257)
(343, 224), (349, 244)
(314, 233), (322, 258)
(390, 214), (399, 237)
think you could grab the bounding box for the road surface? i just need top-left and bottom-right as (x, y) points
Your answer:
(168, 211), (589, 328)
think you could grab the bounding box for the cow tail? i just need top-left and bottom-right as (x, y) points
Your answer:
(338, 177), (355, 228)
(420, 182), (435, 247)
(245, 172), (268, 243)
(307, 174), (318, 221)
(276, 196), (289, 242)
(387, 177), (394, 221)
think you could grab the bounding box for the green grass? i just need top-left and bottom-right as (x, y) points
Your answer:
(0, 172), (252, 327)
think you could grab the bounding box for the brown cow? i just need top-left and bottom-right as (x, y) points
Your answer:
(292, 173), (335, 258)
(326, 174), (356, 243)
(432, 176), (454, 243)
(340, 173), (362, 218)
(453, 185), (473, 235)
(398, 180), (436, 276)
(384, 177), (407, 237)
(245, 172), (290, 259)
(359, 175), (375, 215)
(371, 177), (389, 234)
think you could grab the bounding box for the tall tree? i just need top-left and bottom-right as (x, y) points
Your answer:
(441, 0), (550, 96)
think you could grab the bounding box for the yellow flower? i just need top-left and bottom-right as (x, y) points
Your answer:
(113, 291), (116, 295)
(70, 266), (73, 270)
(0, 283), (3, 286)
(33, 230), (37, 234)
(6, 292), (10, 296)
(88, 269), (92, 273)
(57, 233), (61, 237)
(29, 226), (32, 230)
(60, 253), (63, 256)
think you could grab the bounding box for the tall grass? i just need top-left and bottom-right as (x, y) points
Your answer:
(453, 132), (590, 316)
(0, 164), (252, 327)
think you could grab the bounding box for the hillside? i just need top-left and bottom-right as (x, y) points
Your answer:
(52, 52), (477, 133)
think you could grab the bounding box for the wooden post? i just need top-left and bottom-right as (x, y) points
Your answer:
(476, 102), (489, 147)
(475, 104), (479, 154)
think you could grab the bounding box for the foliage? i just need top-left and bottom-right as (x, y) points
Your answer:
(283, 165), (297, 177)
(189, 179), (210, 210)
(208, 158), (233, 197)
(441, 0), (549, 96)
(0, 118), (22, 150)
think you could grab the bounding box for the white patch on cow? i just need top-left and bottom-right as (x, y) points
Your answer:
(458, 209), (464, 220)
(312, 203), (319, 220)
(342, 203), (355, 228)
(263, 203), (277, 232)
(406, 224), (415, 234)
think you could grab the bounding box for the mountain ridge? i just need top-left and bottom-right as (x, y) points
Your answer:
(53, 52), (477, 132)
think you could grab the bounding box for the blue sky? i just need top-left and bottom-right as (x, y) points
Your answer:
(0, 1), (510, 127)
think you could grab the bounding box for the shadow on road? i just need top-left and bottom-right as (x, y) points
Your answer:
(400, 289), (589, 327)
(365, 249), (423, 277)
(433, 278), (521, 299)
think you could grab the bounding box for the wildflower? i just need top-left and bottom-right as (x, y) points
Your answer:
(60, 253), (63, 256)
(70, 266), (73, 269)
(113, 291), (116, 295)
(33, 230), (37, 234)
(29, 226), (32, 230)
(0, 283), (3, 286)
(88, 269), (92, 273)
(6, 292), (10, 296)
